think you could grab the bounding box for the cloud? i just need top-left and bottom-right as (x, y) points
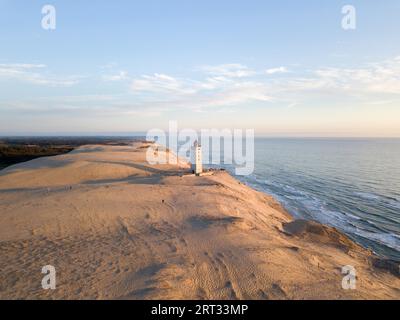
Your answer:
(311, 56), (400, 94)
(0, 63), (47, 69)
(256, 56), (400, 105)
(199, 63), (256, 78)
(129, 67), (273, 113)
(3, 56), (400, 119)
(0, 63), (80, 87)
(102, 71), (129, 81)
(0, 94), (138, 117)
(131, 73), (198, 95)
(265, 66), (288, 74)
(131, 56), (400, 113)
(201, 83), (272, 107)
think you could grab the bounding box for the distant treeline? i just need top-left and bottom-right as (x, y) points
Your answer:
(0, 136), (145, 170)
(0, 136), (141, 147)
(0, 145), (75, 169)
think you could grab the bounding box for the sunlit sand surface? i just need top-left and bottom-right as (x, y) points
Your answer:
(0, 142), (399, 299)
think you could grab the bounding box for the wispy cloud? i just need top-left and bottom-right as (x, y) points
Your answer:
(311, 56), (400, 94)
(131, 73), (198, 95)
(0, 63), (80, 87)
(102, 71), (129, 81)
(130, 67), (273, 112)
(128, 56), (400, 114)
(199, 63), (256, 78)
(265, 66), (288, 75)
(0, 63), (47, 69)
(3, 56), (400, 118)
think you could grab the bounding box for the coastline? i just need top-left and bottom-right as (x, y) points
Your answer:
(0, 141), (399, 299)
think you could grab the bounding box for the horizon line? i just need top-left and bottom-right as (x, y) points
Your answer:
(1, 133), (400, 139)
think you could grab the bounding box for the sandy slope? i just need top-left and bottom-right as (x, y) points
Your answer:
(0, 142), (399, 300)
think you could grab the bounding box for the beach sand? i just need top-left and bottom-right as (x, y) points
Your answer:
(0, 142), (399, 299)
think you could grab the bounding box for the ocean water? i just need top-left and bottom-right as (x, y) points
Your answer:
(214, 138), (400, 262)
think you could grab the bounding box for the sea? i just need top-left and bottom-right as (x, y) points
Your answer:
(211, 138), (400, 262)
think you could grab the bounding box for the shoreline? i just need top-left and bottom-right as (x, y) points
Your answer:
(0, 142), (399, 299)
(233, 175), (400, 264)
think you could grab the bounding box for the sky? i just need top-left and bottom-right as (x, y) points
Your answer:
(0, 0), (400, 137)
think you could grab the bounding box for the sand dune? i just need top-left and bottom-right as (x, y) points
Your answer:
(0, 142), (399, 299)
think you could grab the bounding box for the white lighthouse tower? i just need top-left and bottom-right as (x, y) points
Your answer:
(191, 141), (203, 175)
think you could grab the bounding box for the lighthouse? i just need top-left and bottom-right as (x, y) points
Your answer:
(191, 141), (203, 175)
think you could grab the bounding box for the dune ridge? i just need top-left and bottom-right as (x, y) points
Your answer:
(0, 142), (399, 299)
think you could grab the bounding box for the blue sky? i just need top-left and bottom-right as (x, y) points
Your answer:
(0, 0), (400, 136)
